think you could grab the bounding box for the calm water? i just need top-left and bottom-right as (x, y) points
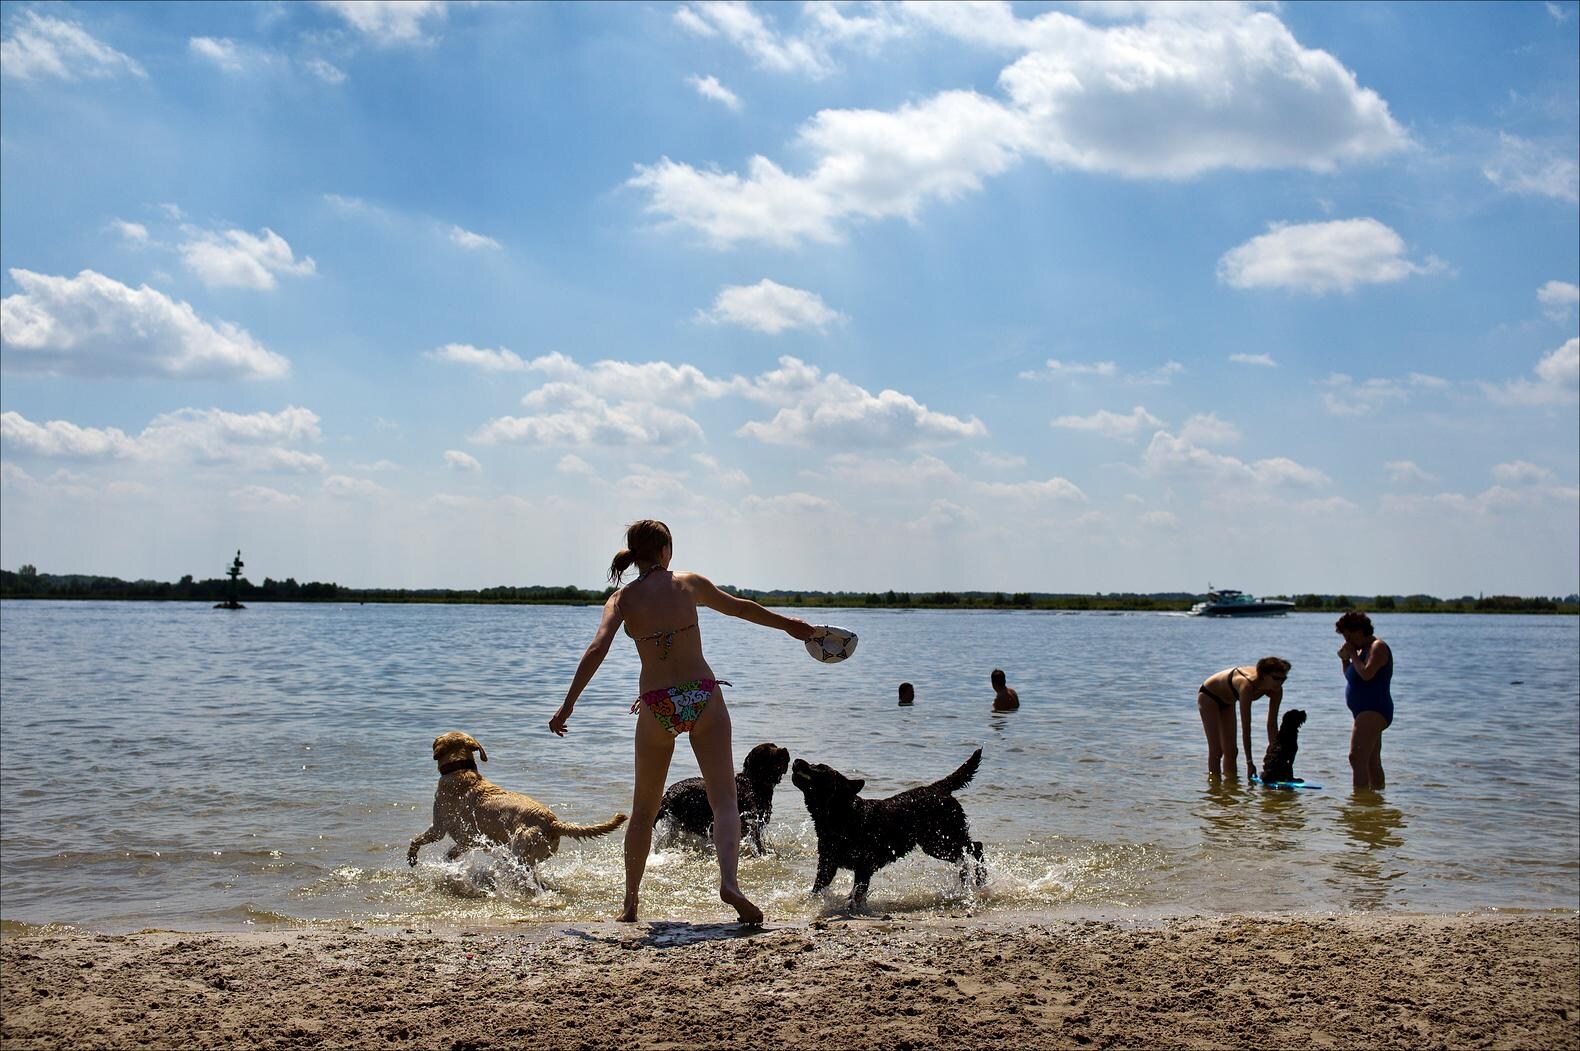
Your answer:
(1, 601), (1576, 932)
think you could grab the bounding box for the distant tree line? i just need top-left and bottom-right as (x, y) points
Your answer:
(3, 565), (1575, 613)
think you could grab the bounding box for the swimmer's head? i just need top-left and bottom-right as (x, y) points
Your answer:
(990, 668), (1006, 689)
(898, 682), (914, 703)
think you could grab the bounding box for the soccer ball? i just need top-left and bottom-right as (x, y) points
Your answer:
(806, 626), (858, 664)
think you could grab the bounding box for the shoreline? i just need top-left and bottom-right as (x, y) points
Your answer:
(4, 912), (1575, 1049)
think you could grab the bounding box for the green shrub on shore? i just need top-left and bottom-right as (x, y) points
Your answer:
(2, 568), (1574, 613)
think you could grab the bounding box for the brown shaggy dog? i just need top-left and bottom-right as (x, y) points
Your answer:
(408, 732), (627, 881)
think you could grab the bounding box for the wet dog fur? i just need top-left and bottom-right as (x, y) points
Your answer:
(791, 748), (985, 906)
(654, 742), (791, 855)
(408, 732), (627, 882)
(1260, 709), (1308, 784)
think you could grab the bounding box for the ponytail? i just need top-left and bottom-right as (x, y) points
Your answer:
(608, 519), (673, 585)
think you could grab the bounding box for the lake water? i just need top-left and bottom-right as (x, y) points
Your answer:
(1, 601), (1576, 933)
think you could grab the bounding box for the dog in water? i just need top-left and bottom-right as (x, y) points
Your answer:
(654, 742), (791, 855)
(1260, 709), (1308, 784)
(791, 748), (985, 906)
(408, 732), (627, 882)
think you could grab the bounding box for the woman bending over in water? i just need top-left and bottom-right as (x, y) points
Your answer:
(549, 519), (815, 923)
(1196, 656), (1290, 779)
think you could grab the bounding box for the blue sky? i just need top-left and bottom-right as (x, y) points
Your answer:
(2, 0), (1576, 595)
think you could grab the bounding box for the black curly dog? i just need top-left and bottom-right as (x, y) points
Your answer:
(791, 748), (985, 906)
(653, 742), (791, 855)
(1260, 709), (1308, 784)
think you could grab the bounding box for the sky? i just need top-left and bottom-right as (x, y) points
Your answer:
(1, 0), (1577, 596)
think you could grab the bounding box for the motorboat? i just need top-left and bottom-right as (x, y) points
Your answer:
(1189, 586), (1295, 617)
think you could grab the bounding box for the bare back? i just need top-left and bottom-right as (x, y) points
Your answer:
(618, 569), (715, 692)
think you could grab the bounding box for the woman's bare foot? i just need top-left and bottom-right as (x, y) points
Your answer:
(615, 896), (639, 923)
(720, 885), (763, 924)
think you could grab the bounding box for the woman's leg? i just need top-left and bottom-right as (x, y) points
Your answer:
(618, 708), (675, 922)
(1350, 711), (1387, 791)
(689, 694), (763, 923)
(1217, 701), (1241, 778)
(1197, 693), (1225, 777)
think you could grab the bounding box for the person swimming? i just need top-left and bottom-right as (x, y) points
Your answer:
(898, 681), (915, 706)
(991, 668), (1019, 711)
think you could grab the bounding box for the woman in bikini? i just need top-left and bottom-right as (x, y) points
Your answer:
(548, 519), (815, 923)
(1196, 656), (1291, 780)
(1335, 610), (1392, 791)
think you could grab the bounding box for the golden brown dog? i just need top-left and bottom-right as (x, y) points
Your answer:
(408, 732), (627, 880)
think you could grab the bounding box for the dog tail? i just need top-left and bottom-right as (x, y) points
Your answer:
(936, 748), (983, 793)
(551, 813), (629, 839)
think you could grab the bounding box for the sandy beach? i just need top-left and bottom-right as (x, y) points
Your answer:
(2, 912), (1574, 1049)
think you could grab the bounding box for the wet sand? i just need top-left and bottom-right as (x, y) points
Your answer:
(2, 913), (1575, 1049)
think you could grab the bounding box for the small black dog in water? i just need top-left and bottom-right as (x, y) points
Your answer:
(654, 742), (791, 854)
(1260, 709), (1308, 784)
(791, 748), (985, 906)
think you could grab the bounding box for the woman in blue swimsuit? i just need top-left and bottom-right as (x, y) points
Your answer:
(549, 520), (815, 923)
(1335, 610), (1392, 791)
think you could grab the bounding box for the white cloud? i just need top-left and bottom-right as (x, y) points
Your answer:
(348, 459), (400, 472)
(1383, 460), (1433, 484)
(1, 406), (325, 473)
(1, 11), (146, 82)
(1142, 431), (1329, 487)
(109, 219), (149, 244)
(315, 0), (449, 45)
(527, 351), (744, 403)
(977, 450), (1026, 469)
(1320, 373), (1409, 416)
(1549, 1), (1576, 21)
(687, 73), (742, 110)
(1484, 338), (1579, 407)
(1218, 218), (1443, 294)
(179, 227), (316, 290)
(631, 90), (1024, 248)
(472, 385), (704, 448)
(912, 498), (979, 531)
(1229, 352), (1277, 367)
(1178, 413), (1240, 447)
(323, 474), (387, 498)
(1538, 280), (1579, 321)
(443, 449), (482, 473)
(448, 225), (502, 251)
(556, 453), (595, 477)
(821, 453), (962, 488)
(697, 279), (844, 333)
(230, 484), (301, 509)
(1049, 405), (1163, 441)
(1, 269), (289, 380)
(1491, 460), (1556, 486)
(741, 491), (836, 514)
(691, 452), (750, 486)
(1384, 483), (1580, 518)
(304, 58), (346, 84)
(1483, 133), (1579, 203)
(426, 343), (529, 372)
(636, 4), (1404, 247)
(1019, 358), (1182, 385)
(737, 358), (986, 448)
(1140, 510), (1179, 529)
(189, 36), (246, 72)
(673, 2), (834, 77)
(974, 476), (1087, 502)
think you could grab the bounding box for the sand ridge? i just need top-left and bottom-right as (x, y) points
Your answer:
(2, 913), (1575, 1049)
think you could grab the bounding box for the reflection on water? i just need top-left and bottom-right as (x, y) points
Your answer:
(1329, 796), (1410, 910)
(1, 602), (1576, 930)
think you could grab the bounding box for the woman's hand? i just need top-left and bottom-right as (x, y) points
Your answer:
(1336, 642), (1355, 662)
(548, 704), (572, 737)
(786, 618), (817, 642)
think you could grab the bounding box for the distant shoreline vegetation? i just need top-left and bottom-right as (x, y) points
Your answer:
(2, 566), (1575, 614)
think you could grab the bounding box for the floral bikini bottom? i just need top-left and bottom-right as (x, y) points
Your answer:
(630, 678), (731, 736)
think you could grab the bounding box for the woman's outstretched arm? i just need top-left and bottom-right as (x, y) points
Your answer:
(683, 573), (817, 641)
(549, 593), (624, 737)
